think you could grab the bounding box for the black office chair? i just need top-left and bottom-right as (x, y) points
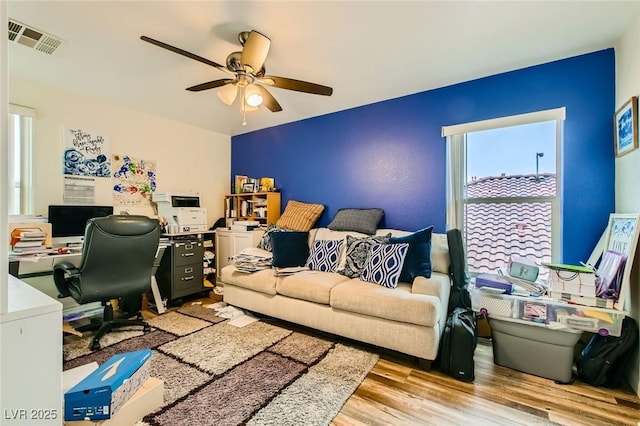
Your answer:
(54, 215), (161, 350)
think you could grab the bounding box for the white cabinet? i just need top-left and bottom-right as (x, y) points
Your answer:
(215, 229), (263, 284)
(0, 276), (62, 425)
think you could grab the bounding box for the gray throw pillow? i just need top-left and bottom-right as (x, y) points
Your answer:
(327, 208), (384, 235)
(339, 233), (391, 278)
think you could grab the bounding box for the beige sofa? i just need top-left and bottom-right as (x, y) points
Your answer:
(220, 227), (452, 367)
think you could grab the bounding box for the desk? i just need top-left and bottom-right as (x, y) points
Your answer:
(9, 247), (168, 315)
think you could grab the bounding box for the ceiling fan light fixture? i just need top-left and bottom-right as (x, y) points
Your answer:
(245, 84), (264, 107)
(217, 83), (238, 105)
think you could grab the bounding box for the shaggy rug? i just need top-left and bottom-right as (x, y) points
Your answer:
(63, 305), (379, 426)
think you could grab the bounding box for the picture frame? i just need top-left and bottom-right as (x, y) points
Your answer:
(614, 96), (638, 157)
(604, 213), (640, 310)
(241, 182), (255, 193)
(234, 175), (248, 194)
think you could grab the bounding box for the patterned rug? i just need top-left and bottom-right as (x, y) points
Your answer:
(63, 305), (379, 426)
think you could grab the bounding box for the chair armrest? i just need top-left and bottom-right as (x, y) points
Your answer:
(53, 261), (80, 298)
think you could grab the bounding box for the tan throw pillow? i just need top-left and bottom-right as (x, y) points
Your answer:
(276, 200), (325, 231)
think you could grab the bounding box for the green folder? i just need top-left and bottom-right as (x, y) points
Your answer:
(541, 263), (594, 273)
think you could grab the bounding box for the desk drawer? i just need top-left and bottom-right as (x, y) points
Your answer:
(172, 264), (204, 298)
(173, 241), (204, 266)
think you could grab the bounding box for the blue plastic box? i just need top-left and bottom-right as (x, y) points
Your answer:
(64, 349), (152, 421)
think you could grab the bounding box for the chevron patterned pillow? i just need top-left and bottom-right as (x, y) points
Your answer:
(305, 239), (344, 272)
(360, 242), (409, 288)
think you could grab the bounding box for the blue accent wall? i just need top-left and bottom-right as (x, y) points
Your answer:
(232, 49), (615, 264)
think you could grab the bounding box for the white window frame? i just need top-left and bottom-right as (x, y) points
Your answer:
(443, 108), (565, 265)
(8, 103), (35, 215)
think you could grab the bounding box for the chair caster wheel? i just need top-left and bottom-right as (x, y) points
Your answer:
(143, 325), (151, 333)
(90, 341), (101, 351)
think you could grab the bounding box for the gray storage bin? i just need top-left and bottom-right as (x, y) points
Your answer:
(489, 317), (583, 383)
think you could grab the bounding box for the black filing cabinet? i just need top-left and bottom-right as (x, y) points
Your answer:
(156, 235), (205, 305)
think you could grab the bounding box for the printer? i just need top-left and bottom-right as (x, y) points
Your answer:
(153, 192), (208, 232)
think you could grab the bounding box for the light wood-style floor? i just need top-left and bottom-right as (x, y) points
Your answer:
(171, 296), (640, 426)
(334, 338), (640, 426)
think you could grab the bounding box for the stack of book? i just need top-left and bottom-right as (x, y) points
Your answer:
(545, 256), (624, 309)
(10, 228), (52, 255)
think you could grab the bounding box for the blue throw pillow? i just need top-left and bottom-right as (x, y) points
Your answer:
(270, 231), (310, 267)
(360, 242), (409, 288)
(389, 226), (434, 283)
(305, 239), (344, 272)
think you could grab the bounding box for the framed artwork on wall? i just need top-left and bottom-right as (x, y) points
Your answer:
(614, 96), (638, 157)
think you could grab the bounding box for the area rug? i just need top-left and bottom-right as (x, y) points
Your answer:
(63, 305), (379, 426)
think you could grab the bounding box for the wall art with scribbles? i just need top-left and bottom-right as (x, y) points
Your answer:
(63, 127), (111, 177)
(111, 155), (157, 207)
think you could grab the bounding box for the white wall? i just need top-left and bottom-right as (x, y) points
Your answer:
(615, 11), (640, 395)
(9, 77), (231, 225)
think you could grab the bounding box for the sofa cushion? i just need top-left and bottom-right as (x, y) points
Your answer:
(327, 208), (384, 235)
(276, 271), (349, 304)
(276, 200), (325, 231)
(271, 231), (310, 267)
(431, 233), (450, 274)
(360, 242), (409, 288)
(330, 279), (440, 327)
(305, 239), (344, 272)
(339, 234), (391, 278)
(220, 267), (277, 295)
(257, 224), (293, 252)
(389, 226), (434, 282)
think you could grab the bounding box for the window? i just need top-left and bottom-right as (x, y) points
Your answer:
(443, 108), (564, 274)
(7, 104), (35, 215)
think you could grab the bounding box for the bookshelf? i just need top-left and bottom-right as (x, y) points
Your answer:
(224, 192), (281, 225)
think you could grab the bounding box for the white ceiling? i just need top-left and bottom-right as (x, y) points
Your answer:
(8, 1), (640, 137)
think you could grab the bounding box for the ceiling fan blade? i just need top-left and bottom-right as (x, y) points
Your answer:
(261, 75), (333, 96)
(140, 35), (228, 72)
(255, 85), (283, 112)
(241, 31), (271, 73)
(186, 79), (234, 92)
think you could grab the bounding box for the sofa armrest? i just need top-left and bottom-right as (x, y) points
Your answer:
(412, 273), (451, 302)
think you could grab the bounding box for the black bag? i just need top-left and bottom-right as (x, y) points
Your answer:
(576, 316), (638, 387)
(446, 229), (471, 315)
(439, 306), (478, 382)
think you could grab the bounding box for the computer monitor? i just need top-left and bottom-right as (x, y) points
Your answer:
(48, 205), (114, 246)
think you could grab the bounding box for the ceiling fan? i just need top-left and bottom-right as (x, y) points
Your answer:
(140, 31), (333, 121)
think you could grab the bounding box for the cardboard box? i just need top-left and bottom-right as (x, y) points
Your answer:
(65, 377), (163, 426)
(64, 349), (152, 422)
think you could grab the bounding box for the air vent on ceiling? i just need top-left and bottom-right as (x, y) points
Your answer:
(8, 19), (63, 54)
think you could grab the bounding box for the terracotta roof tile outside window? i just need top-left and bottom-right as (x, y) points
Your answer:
(464, 173), (556, 274)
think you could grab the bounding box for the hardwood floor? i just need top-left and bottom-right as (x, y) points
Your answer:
(170, 296), (639, 426)
(333, 338), (640, 426)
